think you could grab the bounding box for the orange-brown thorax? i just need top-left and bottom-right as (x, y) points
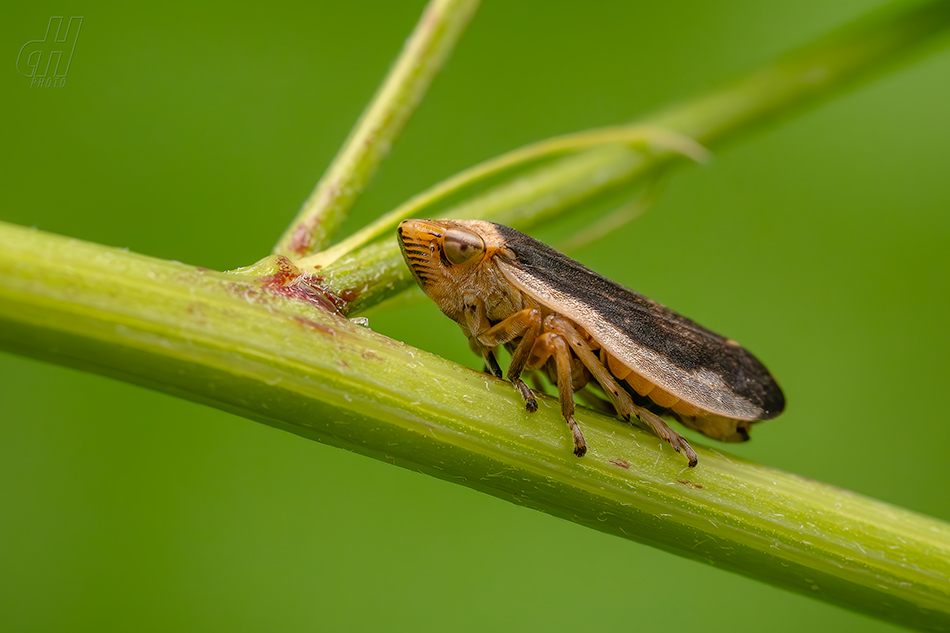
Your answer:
(397, 219), (529, 336)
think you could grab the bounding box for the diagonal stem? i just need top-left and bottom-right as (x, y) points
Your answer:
(274, 0), (481, 259)
(318, 0), (950, 316)
(1, 220), (948, 631)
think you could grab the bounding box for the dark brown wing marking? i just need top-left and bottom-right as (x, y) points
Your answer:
(492, 223), (784, 420)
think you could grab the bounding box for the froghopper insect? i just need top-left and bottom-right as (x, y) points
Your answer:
(397, 219), (785, 467)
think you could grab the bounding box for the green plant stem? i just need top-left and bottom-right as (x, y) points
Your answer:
(316, 0), (950, 315)
(298, 126), (709, 270)
(322, 144), (651, 314)
(273, 0), (480, 259)
(653, 0), (950, 143)
(1, 221), (948, 631)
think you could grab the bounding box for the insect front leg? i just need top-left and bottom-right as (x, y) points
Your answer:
(481, 348), (504, 379)
(546, 315), (698, 468)
(476, 308), (542, 413)
(463, 301), (505, 380)
(527, 332), (587, 457)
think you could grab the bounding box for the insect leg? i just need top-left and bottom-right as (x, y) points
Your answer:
(634, 407), (699, 468)
(545, 316), (633, 416)
(484, 350), (504, 379)
(463, 302), (500, 378)
(528, 332), (587, 457)
(546, 316), (698, 468)
(477, 308), (542, 413)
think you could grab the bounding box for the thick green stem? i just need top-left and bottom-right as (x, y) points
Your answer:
(274, 0), (481, 258)
(1, 221), (948, 631)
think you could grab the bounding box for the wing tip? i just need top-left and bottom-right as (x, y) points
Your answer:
(757, 380), (786, 420)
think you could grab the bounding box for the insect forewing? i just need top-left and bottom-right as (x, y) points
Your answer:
(491, 224), (785, 421)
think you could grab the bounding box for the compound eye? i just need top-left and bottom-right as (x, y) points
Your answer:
(442, 228), (485, 265)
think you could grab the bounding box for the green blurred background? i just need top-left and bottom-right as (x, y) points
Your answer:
(2, 1), (949, 631)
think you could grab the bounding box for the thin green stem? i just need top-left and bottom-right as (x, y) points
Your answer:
(651, 0), (950, 143)
(274, 0), (481, 259)
(322, 144), (656, 314)
(1, 221), (948, 631)
(318, 0), (950, 315)
(298, 126), (708, 269)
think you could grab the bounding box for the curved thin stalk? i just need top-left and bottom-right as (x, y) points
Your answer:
(314, 0), (950, 315)
(298, 126), (708, 269)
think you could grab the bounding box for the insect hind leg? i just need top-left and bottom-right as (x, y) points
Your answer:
(631, 406), (698, 468)
(547, 315), (698, 467)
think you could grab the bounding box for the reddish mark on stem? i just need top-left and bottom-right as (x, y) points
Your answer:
(339, 287), (361, 303)
(255, 256), (347, 315)
(290, 315), (335, 335)
(288, 222), (316, 258)
(609, 458), (631, 469)
(677, 480), (703, 489)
